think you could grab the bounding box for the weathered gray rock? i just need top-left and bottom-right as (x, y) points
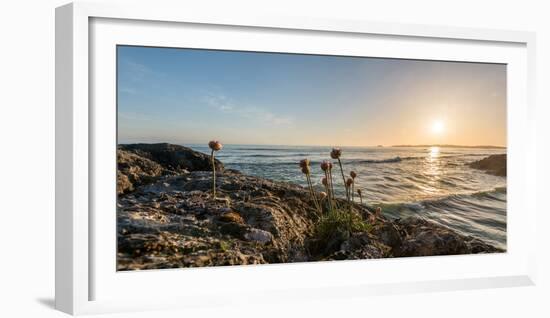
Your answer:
(117, 169), (319, 270)
(245, 229), (274, 244)
(117, 149), (167, 194)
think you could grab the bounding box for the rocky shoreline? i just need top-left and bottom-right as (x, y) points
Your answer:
(117, 143), (503, 271)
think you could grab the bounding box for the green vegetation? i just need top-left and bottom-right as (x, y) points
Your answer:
(300, 147), (371, 238)
(218, 240), (230, 252)
(313, 209), (372, 242)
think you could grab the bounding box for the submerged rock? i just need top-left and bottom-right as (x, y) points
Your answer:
(469, 154), (506, 177)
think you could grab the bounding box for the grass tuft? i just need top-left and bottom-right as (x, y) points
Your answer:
(313, 209), (372, 242)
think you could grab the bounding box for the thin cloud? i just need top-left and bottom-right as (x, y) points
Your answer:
(219, 104), (233, 111)
(120, 59), (164, 83)
(238, 106), (294, 125)
(119, 87), (137, 94)
(202, 93), (294, 126)
(118, 111), (152, 121)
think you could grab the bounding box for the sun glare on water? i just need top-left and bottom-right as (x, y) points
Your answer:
(430, 146), (440, 156)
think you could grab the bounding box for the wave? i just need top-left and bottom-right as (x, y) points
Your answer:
(227, 154), (496, 166)
(231, 147), (321, 152)
(378, 187), (507, 217)
(357, 156), (422, 164)
(223, 153), (311, 158)
(231, 157), (419, 166)
(357, 154), (468, 163)
(220, 151), (504, 167)
(362, 154), (485, 163)
(357, 153), (502, 164)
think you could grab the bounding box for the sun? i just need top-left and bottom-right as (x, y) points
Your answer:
(431, 120), (445, 134)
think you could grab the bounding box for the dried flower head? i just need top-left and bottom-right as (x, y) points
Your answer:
(301, 166), (310, 175)
(321, 177), (328, 186)
(319, 192), (327, 200)
(357, 189), (362, 195)
(346, 177), (354, 187)
(320, 160), (331, 171)
(375, 207), (382, 217)
(330, 148), (342, 159)
(350, 171), (357, 179)
(368, 213), (376, 224)
(299, 158), (311, 169)
(208, 140), (223, 151)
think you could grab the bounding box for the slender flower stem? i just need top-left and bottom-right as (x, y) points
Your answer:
(329, 167), (336, 207)
(323, 173), (329, 202)
(307, 175), (316, 210)
(346, 186), (353, 237)
(324, 171), (334, 212)
(337, 158), (349, 201)
(306, 175), (314, 208)
(211, 149), (216, 198)
(351, 183), (355, 203)
(359, 192), (363, 205)
(306, 173), (321, 215)
(325, 185), (332, 211)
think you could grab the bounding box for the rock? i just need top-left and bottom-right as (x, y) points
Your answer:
(469, 154), (506, 176)
(117, 149), (166, 194)
(372, 221), (403, 250)
(393, 218), (503, 257)
(306, 229), (348, 257)
(218, 222), (249, 239)
(245, 228), (274, 244)
(322, 232), (387, 260)
(117, 143), (224, 194)
(117, 171), (134, 194)
(119, 143), (224, 173)
(218, 211), (245, 224)
(117, 169), (319, 270)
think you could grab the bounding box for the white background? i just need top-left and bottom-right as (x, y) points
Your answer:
(0, 0), (548, 317)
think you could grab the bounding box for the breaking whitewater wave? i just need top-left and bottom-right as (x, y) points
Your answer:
(188, 144), (507, 249)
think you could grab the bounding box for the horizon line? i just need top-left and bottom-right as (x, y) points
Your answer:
(117, 141), (507, 149)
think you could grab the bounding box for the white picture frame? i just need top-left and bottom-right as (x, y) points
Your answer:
(55, 2), (537, 315)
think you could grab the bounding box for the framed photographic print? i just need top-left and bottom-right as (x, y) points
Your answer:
(56, 2), (537, 315)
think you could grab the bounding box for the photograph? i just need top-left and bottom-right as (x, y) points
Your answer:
(116, 45), (507, 271)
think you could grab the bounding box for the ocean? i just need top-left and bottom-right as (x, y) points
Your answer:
(189, 144), (507, 250)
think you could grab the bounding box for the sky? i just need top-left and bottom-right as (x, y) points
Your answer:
(117, 45), (506, 147)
